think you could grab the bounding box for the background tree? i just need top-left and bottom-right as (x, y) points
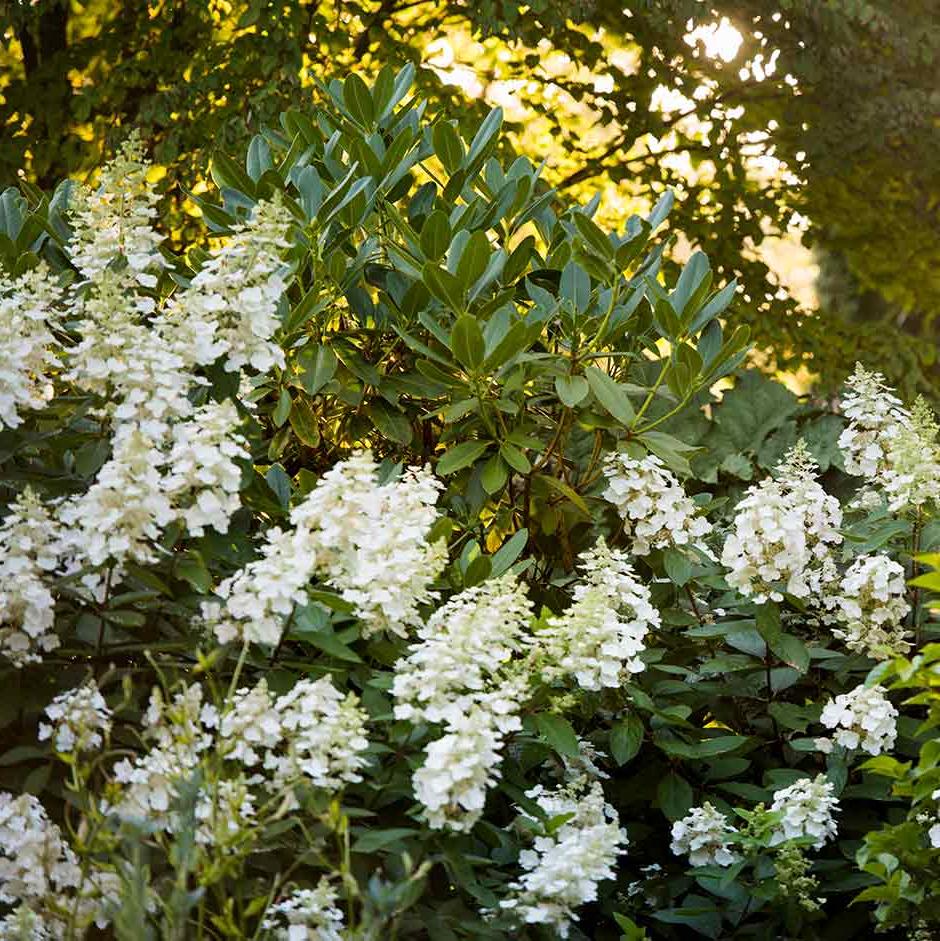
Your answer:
(1, 0), (936, 392)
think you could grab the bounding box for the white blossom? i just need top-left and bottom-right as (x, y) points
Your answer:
(67, 133), (164, 286)
(392, 575), (533, 727)
(721, 442), (842, 604)
(261, 878), (346, 941)
(536, 538), (659, 691)
(38, 681), (112, 754)
(0, 490), (61, 666)
(266, 676), (369, 798)
(670, 803), (740, 867)
(159, 198), (292, 373)
(880, 398), (940, 513)
(298, 451), (446, 637)
(769, 775), (839, 849)
(162, 400), (248, 536)
(0, 265), (62, 429)
(498, 779), (627, 938)
(830, 554), (911, 659)
(602, 452), (712, 556)
(202, 522), (319, 647)
(412, 685), (526, 833)
(837, 364), (910, 481)
(0, 792), (114, 934)
(819, 684), (898, 756)
(65, 272), (194, 441)
(57, 429), (175, 570)
(215, 679), (283, 767)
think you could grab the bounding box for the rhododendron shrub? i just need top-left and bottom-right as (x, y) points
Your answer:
(0, 67), (937, 939)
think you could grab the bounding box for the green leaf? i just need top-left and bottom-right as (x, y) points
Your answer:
(465, 107), (503, 174)
(537, 474), (590, 516)
(343, 73), (374, 126)
(554, 375), (589, 408)
(585, 366), (636, 424)
(535, 713), (580, 758)
(366, 401), (412, 444)
(296, 345), (338, 396)
(288, 395), (321, 447)
(420, 210), (451, 261)
(657, 771), (693, 821)
(432, 121), (464, 174)
(481, 454), (508, 494)
(174, 551), (212, 593)
(770, 634), (810, 673)
(490, 529), (528, 576)
(610, 715), (644, 765)
(450, 315), (486, 371)
(663, 548), (693, 587)
(560, 261), (591, 311)
(352, 828), (418, 853)
(437, 440), (491, 475)
(273, 388), (292, 427)
(499, 441), (531, 474)
(423, 262), (465, 313)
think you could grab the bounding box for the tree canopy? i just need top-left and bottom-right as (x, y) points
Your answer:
(1, 0), (937, 392)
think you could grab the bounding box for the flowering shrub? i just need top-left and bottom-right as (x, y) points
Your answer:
(0, 67), (937, 939)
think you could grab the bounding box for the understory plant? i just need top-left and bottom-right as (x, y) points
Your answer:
(0, 66), (937, 940)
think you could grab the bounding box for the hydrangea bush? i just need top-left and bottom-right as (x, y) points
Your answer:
(0, 66), (937, 939)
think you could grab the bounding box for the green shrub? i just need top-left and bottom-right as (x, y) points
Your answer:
(0, 66), (938, 940)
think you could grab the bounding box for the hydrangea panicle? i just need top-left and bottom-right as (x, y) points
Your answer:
(498, 778), (627, 938)
(261, 878), (345, 941)
(38, 680), (113, 754)
(818, 684), (898, 756)
(297, 451), (446, 637)
(830, 554), (910, 659)
(721, 441), (842, 604)
(0, 264), (62, 429)
(536, 538), (659, 691)
(158, 198), (293, 374)
(769, 775), (839, 849)
(602, 452), (712, 556)
(0, 489), (62, 666)
(670, 802), (740, 867)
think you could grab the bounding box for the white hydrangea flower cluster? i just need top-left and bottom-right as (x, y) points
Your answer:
(65, 274), (195, 441)
(0, 792), (115, 936)
(818, 684), (898, 756)
(498, 778), (627, 938)
(670, 803), (740, 867)
(829, 554), (911, 659)
(204, 451), (445, 647)
(107, 676), (368, 835)
(261, 878), (346, 941)
(159, 198), (293, 374)
(265, 676), (370, 799)
(536, 538), (659, 691)
(162, 401), (249, 537)
(67, 133), (164, 286)
(0, 264), (62, 429)
(57, 429), (176, 570)
(412, 681), (528, 833)
(392, 575), (533, 726)
(297, 451), (446, 637)
(202, 517), (319, 647)
(0, 490), (62, 666)
(837, 364), (910, 480)
(602, 452), (712, 556)
(38, 680), (113, 754)
(880, 397), (940, 513)
(721, 442), (843, 604)
(108, 684), (215, 830)
(769, 775), (839, 849)
(394, 576), (533, 832)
